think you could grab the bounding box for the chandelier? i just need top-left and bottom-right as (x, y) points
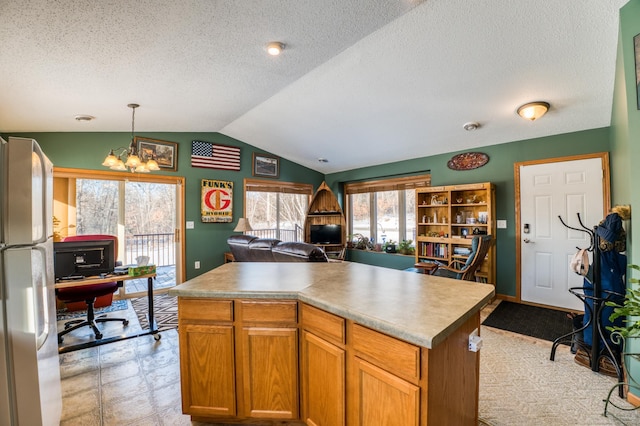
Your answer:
(102, 103), (159, 173)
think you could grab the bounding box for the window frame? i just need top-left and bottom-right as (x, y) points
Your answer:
(345, 174), (430, 246)
(243, 178), (313, 241)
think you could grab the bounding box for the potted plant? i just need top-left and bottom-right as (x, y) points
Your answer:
(383, 239), (397, 253)
(603, 264), (640, 413)
(607, 264), (640, 338)
(398, 239), (414, 255)
(347, 233), (373, 250)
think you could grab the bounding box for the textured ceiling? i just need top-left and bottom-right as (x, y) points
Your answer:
(0, 0), (627, 173)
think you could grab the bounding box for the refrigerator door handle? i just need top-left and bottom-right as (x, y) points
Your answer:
(31, 141), (51, 245)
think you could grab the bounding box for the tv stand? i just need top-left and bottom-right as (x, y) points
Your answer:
(304, 182), (345, 250)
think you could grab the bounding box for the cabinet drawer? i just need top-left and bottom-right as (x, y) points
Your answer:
(352, 324), (420, 382)
(240, 300), (297, 325)
(178, 298), (233, 322)
(301, 303), (345, 345)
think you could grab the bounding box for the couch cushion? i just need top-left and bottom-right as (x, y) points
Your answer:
(272, 242), (328, 262)
(227, 235), (258, 261)
(248, 238), (281, 261)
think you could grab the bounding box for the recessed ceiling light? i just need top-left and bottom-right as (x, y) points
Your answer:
(463, 122), (480, 131)
(318, 158), (329, 163)
(74, 114), (95, 122)
(267, 42), (285, 56)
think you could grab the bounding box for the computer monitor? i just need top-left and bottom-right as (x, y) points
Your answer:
(53, 239), (115, 279)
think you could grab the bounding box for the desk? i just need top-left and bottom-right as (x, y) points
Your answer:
(55, 273), (160, 354)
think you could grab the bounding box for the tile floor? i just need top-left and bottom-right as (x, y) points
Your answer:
(59, 328), (188, 425)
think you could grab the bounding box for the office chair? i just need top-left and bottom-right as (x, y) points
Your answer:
(56, 234), (128, 343)
(434, 235), (493, 281)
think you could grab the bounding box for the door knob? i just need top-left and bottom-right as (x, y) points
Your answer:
(523, 238), (533, 243)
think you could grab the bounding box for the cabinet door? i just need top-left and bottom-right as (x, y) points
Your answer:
(350, 357), (420, 426)
(240, 327), (299, 419)
(301, 330), (345, 426)
(179, 324), (236, 417)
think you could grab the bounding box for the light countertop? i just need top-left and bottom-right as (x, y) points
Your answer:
(169, 262), (494, 349)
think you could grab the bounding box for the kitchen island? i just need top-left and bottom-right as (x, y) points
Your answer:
(169, 261), (494, 425)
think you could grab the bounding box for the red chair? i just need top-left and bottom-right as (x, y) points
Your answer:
(56, 235), (129, 343)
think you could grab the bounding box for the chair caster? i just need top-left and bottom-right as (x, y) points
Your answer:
(123, 319), (129, 326)
(95, 332), (103, 340)
(58, 336), (64, 344)
(154, 333), (161, 341)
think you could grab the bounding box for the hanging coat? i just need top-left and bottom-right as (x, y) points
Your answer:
(582, 212), (627, 348)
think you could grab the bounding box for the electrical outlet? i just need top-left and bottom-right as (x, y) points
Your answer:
(469, 328), (482, 352)
(194, 261), (200, 269)
(186, 221), (194, 229)
(497, 220), (507, 229)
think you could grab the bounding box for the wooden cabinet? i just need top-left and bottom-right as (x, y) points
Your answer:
(351, 358), (420, 426)
(178, 298), (299, 422)
(178, 299), (236, 417)
(178, 299), (480, 425)
(349, 323), (421, 426)
(301, 304), (346, 426)
(415, 182), (496, 283)
(180, 323), (236, 417)
(237, 301), (299, 420)
(304, 181), (346, 257)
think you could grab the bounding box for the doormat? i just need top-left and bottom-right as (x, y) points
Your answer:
(131, 293), (178, 332)
(56, 299), (128, 321)
(482, 301), (574, 344)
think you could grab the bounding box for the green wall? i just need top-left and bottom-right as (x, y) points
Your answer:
(4, 126), (612, 297)
(611, 0), (640, 399)
(2, 132), (324, 280)
(326, 127), (611, 297)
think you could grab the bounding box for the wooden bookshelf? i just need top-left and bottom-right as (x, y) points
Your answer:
(415, 182), (496, 284)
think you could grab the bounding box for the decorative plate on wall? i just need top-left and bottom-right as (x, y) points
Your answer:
(447, 152), (489, 171)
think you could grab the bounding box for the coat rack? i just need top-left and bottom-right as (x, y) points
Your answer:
(551, 213), (625, 397)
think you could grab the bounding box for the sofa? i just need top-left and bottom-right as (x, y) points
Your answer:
(227, 235), (328, 262)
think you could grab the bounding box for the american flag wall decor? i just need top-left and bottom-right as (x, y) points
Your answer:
(191, 140), (241, 171)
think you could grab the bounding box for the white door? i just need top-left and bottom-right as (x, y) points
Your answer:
(519, 157), (606, 310)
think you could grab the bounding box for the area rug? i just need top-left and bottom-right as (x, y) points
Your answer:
(482, 301), (574, 344)
(56, 299), (128, 321)
(131, 293), (178, 332)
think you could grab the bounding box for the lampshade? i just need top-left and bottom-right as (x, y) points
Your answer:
(517, 102), (550, 121)
(234, 218), (253, 233)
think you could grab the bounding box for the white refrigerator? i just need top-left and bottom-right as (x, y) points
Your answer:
(0, 137), (62, 425)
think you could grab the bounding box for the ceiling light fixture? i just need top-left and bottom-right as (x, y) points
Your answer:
(267, 42), (285, 56)
(462, 122), (480, 131)
(318, 158), (329, 163)
(517, 101), (550, 121)
(102, 103), (159, 173)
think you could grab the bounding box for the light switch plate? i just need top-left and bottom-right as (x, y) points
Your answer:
(186, 221), (194, 229)
(497, 220), (507, 229)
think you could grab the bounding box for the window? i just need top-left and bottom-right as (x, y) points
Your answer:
(53, 167), (185, 294)
(244, 179), (313, 242)
(345, 175), (429, 246)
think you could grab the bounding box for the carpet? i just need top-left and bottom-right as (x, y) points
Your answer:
(131, 293), (178, 332)
(482, 301), (574, 344)
(56, 299), (128, 321)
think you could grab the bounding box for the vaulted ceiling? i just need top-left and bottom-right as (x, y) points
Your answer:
(0, 0), (627, 173)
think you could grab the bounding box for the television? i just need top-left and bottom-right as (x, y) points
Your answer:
(53, 239), (115, 279)
(310, 224), (342, 245)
